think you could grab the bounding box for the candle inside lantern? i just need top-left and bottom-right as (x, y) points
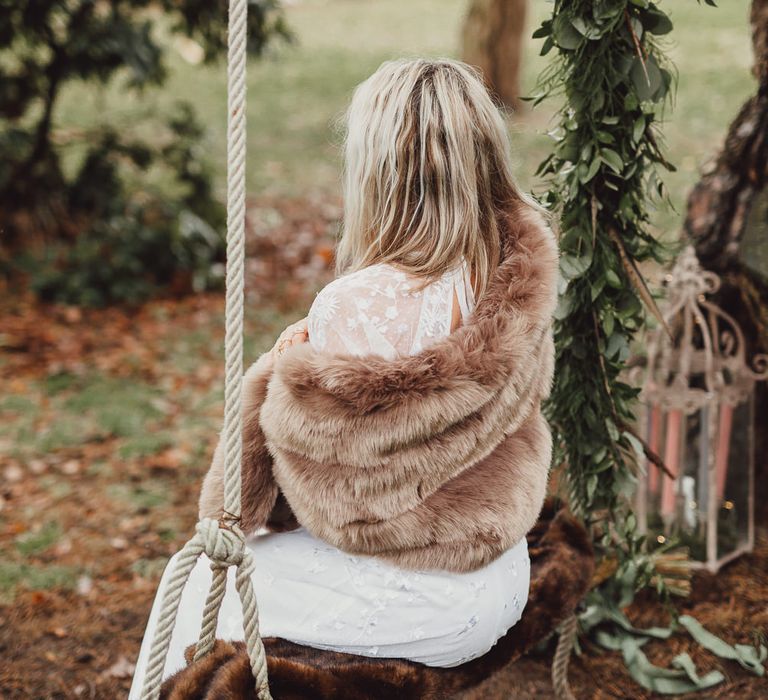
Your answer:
(648, 404), (663, 495)
(661, 409), (683, 518)
(715, 403), (734, 501)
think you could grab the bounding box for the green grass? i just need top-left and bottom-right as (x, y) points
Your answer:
(0, 561), (82, 603)
(130, 557), (170, 580)
(105, 481), (171, 512)
(0, 372), (168, 459)
(118, 431), (175, 459)
(54, 0), (755, 234)
(0, 372), (171, 459)
(15, 521), (63, 556)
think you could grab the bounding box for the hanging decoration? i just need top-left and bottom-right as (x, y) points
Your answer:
(632, 245), (768, 572)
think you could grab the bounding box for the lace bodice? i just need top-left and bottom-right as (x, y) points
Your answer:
(308, 260), (475, 359)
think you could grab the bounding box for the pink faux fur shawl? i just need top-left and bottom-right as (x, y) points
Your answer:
(199, 206), (559, 573)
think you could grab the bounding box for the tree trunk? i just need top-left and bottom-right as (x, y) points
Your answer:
(684, 0), (768, 522)
(461, 0), (527, 110)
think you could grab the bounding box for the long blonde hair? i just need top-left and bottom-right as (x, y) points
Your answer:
(337, 57), (537, 299)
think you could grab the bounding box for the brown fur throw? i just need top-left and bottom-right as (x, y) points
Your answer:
(160, 502), (595, 700)
(199, 205), (559, 573)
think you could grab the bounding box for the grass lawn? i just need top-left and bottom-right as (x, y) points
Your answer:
(55, 0), (755, 233)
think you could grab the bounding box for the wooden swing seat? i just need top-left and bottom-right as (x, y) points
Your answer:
(160, 500), (594, 700)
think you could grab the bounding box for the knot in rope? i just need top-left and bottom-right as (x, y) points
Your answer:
(196, 518), (245, 567)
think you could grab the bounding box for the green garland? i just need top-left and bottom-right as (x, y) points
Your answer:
(535, 0), (673, 523)
(534, 0), (675, 570)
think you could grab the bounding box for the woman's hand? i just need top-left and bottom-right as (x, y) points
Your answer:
(271, 317), (309, 359)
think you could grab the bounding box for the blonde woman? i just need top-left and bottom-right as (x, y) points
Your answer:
(130, 57), (558, 693)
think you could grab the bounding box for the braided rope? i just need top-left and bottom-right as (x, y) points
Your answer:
(193, 565), (228, 661)
(136, 1), (272, 697)
(552, 613), (578, 700)
(222, 0), (248, 521)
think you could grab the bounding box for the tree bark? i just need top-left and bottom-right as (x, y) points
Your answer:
(685, 1), (768, 269)
(684, 0), (768, 522)
(461, 0), (527, 110)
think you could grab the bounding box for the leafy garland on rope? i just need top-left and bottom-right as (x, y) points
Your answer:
(530, 1), (768, 693)
(534, 0), (673, 566)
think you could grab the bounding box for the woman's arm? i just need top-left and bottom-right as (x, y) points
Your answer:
(270, 317), (309, 358)
(199, 318), (308, 530)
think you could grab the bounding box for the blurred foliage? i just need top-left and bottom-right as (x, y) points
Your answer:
(0, 0), (291, 305)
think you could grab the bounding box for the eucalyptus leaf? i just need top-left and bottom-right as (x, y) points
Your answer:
(630, 53), (663, 101)
(632, 115), (647, 143)
(605, 268), (622, 288)
(643, 6), (673, 35)
(532, 20), (552, 39)
(658, 67), (673, 101)
(571, 17), (603, 40)
(581, 157), (601, 184)
(590, 276), (606, 301)
(602, 311), (615, 337)
(606, 333), (628, 360)
(553, 14), (584, 50)
(554, 293), (574, 321)
(623, 430), (645, 460)
(596, 130), (615, 144)
(560, 251), (593, 280)
(586, 474), (598, 501)
(600, 148), (624, 174)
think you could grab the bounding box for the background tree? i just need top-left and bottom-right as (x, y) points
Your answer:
(461, 0), (527, 109)
(685, 0), (768, 516)
(0, 0), (289, 305)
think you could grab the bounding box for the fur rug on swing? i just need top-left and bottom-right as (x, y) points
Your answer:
(160, 499), (594, 700)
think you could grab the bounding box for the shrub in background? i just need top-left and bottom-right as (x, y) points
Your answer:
(0, 0), (290, 305)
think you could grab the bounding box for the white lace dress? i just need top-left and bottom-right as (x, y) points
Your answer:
(129, 261), (530, 695)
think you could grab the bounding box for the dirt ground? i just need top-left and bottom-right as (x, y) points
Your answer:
(1, 538), (766, 699)
(1, 197), (766, 699)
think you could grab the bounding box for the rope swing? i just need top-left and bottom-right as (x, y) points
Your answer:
(137, 0), (272, 697)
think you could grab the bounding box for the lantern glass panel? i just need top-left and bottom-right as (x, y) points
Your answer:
(631, 246), (764, 572)
(717, 396), (753, 560)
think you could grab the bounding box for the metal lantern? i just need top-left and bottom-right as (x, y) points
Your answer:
(632, 245), (768, 572)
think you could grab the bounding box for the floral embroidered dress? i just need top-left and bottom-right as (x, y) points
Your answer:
(129, 261), (530, 695)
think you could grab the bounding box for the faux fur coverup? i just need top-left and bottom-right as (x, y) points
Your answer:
(199, 205), (559, 573)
